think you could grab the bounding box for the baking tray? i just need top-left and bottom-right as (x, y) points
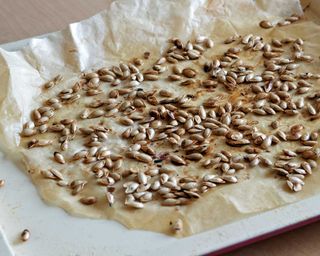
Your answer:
(1, 3), (320, 256)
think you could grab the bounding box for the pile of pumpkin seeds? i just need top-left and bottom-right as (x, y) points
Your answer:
(20, 14), (320, 228)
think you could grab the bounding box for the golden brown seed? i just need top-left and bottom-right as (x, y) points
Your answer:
(182, 68), (197, 78)
(133, 58), (143, 66)
(271, 121), (279, 129)
(21, 229), (30, 242)
(201, 80), (218, 87)
(172, 65), (182, 75)
(204, 38), (214, 48)
(278, 20), (291, 26)
(21, 128), (36, 137)
(307, 104), (316, 115)
(180, 80), (196, 87)
(89, 109), (105, 118)
(54, 152), (65, 164)
(125, 198), (144, 209)
(50, 169), (64, 180)
(84, 72), (98, 80)
(259, 20), (273, 29)
(41, 170), (56, 179)
(170, 155), (186, 165)
(106, 192), (115, 206)
(134, 152), (153, 163)
(263, 52), (281, 59)
(144, 74), (159, 81)
(185, 153), (203, 161)
(100, 75), (114, 82)
(290, 124), (304, 134)
(119, 117), (134, 126)
(168, 74), (182, 81)
(187, 49), (200, 59)
(44, 81), (55, 89)
(159, 90), (173, 97)
(57, 180), (69, 187)
(0, 179), (4, 187)
(224, 35), (238, 44)
(27, 139), (52, 148)
(80, 196), (97, 205)
(60, 140), (69, 151)
(143, 51), (150, 59)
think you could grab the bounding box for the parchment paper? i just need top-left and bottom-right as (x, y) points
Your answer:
(0, 0), (320, 237)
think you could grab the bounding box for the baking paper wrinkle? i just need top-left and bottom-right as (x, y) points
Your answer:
(0, 0), (319, 237)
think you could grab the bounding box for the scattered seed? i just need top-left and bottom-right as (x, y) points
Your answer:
(204, 38), (214, 48)
(119, 117), (134, 126)
(21, 229), (30, 242)
(53, 152), (65, 164)
(125, 196), (144, 209)
(170, 155), (186, 165)
(172, 218), (183, 233)
(106, 192), (114, 206)
(259, 20), (273, 29)
(223, 176), (238, 183)
(80, 196), (97, 205)
(182, 68), (197, 78)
